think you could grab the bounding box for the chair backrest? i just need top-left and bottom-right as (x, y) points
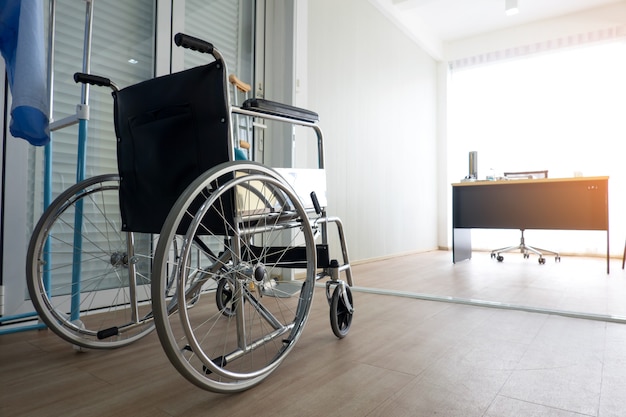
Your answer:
(113, 61), (231, 233)
(503, 170), (548, 180)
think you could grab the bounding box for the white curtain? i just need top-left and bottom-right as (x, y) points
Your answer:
(449, 25), (626, 71)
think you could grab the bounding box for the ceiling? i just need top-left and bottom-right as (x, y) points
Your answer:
(372, 0), (624, 42)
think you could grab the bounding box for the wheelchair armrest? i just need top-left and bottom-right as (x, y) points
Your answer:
(242, 98), (319, 123)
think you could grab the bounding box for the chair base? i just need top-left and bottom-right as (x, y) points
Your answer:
(490, 230), (561, 265)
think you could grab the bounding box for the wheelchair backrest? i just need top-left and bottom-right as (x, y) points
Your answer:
(113, 61), (231, 233)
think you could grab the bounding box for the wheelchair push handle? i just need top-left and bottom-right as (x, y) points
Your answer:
(174, 33), (214, 54)
(74, 72), (118, 91)
(74, 72), (111, 87)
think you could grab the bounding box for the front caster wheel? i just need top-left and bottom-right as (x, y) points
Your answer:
(538, 257), (546, 265)
(215, 277), (236, 317)
(330, 285), (353, 339)
(496, 255), (504, 262)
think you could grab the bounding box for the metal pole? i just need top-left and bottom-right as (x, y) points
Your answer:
(76, 0), (93, 184)
(70, 0), (95, 322)
(40, 0), (58, 303)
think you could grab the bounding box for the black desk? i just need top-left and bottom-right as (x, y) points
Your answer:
(452, 176), (609, 273)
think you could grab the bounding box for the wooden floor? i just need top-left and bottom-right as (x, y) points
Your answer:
(3, 250), (626, 416)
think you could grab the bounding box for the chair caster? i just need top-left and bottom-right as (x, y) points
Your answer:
(538, 257), (546, 265)
(496, 255), (504, 262)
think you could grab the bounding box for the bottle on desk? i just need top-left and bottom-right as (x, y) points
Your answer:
(486, 168), (496, 181)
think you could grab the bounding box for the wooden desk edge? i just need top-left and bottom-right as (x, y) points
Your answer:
(451, 175), (610, 273)
(452, 176), (609, 187)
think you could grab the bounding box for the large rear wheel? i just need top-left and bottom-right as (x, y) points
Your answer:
(152, 162), (316, 393)
(26, 174), (156, 349)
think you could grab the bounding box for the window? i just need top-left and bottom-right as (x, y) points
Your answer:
(180, 0), (254, 82)
(22, 1), (156, 300)
(448, 40), (626, 256)
(28, 0), (156, 227)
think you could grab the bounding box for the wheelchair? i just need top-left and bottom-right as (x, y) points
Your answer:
(25, 33), (353, 393)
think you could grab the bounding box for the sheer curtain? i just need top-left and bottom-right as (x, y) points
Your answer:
(448, 39), (626, 257)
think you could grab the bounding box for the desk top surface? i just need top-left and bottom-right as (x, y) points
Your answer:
(451, 176), (609, 187)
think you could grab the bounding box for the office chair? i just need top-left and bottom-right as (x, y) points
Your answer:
(490, 170), (561, 265)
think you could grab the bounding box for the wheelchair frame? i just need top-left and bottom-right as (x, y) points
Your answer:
(25, 33), (353, 393)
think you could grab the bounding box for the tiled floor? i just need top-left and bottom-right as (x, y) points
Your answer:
(352, 252), (626, 417)
(2, 250), (626, 416)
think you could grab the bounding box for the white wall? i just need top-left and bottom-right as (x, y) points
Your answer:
(305, 0), (439, 262)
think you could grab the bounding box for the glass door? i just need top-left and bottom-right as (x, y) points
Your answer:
(7, 0), (157, 318)
(172, 0), (255, 78)
(3, 0), (290, 320)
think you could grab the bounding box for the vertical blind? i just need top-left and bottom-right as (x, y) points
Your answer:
(21, 1), (156, 299)
(182, 0), (241, 73)
(16, 0), (255, 306)
(27, 0), (156, 229)
(179, 0), (255, 160)
(26, 0), (256, 244)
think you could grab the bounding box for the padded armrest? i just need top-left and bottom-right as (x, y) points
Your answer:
(242, 98), (319, 123)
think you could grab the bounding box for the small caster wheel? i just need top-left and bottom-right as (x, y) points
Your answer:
(496, 255), (504, 262)
(490, 252), (496, 259)
(216, 277), (236, 317)
(538, 257), (546, 265)
(555, 256), (561, 262)
(330, 285), (353, 339)
(523, 253), (530, 259)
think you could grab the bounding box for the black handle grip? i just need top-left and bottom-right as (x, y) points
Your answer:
(174, 33), (214, 54)
(74, 72), (112, 87)
(310, 192), (322, 215)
